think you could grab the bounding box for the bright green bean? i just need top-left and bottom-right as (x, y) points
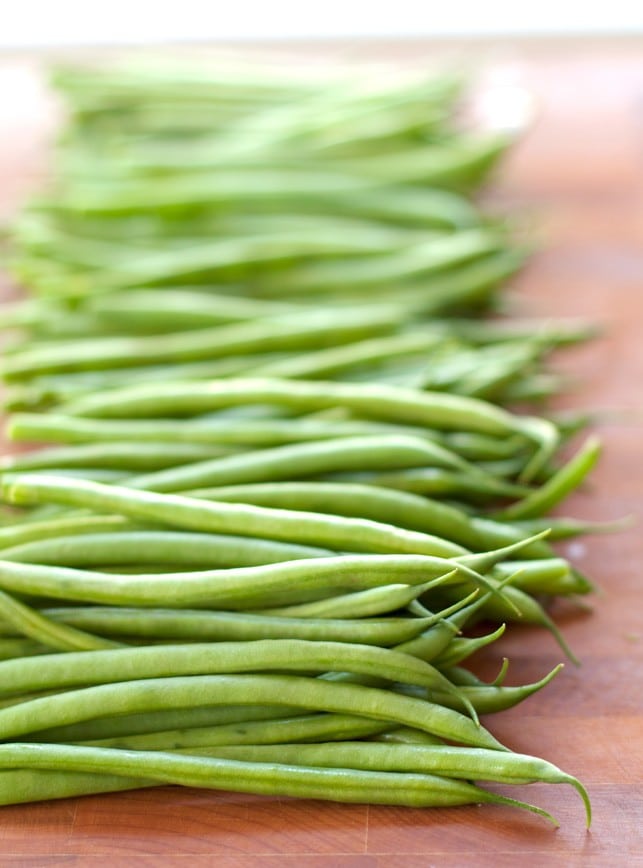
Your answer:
(1, 309), (400, 381)
(0, 530), (332, 568)
(81, 712), (393, 751)
(184, 481), (553, 558)
(0, 743), (558, 819)
(0, 588), (120, 652)
(0, 606), (434, 646)
(194, 741), (589, 825)
(0, 674), (507, 749)
(0, 442), (240, 473)
(0, 474), (510, 563)
(0, 555), (464, 609)
(432, 664), (563, 714)
(0, 639), (468, 700)
(127, 434), (493, 497)
(495, 437), (601, 520)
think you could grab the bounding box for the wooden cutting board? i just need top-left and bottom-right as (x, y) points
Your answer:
(0, 39), (641, 867)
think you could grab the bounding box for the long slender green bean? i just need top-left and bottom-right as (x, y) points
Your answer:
(0, 639), (470, 701)
(0, 588), (120, 652)
(128, 434), (495, 500)
(1, 309), (401, 381)
(0, 473), (529, 565)
(0, 442), (240, 473)
(0, 743), (558, 820)
(180, 481), (554, 557)
(0, 530), (332, 568)
(0, 674), (507, 748)
(0, 606), (435, 646)
(192, 741), (589, 825)
(0, 555), (466, 609)
(80, 712), (393, 750)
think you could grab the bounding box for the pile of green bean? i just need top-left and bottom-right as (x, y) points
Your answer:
(0, 61), (603, 825)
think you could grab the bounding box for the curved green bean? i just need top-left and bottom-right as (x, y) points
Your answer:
(0, 674), (507, 749)
(195, 741), (589, 826)
(0, 743), (556, 820)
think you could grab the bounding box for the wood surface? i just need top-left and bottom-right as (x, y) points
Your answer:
(0, 39), (642, 867)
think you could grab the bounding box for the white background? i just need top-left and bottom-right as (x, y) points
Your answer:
(2, 0), (643, 48)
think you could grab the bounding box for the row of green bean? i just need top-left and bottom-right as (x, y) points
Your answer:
(0, 61), (601, 824)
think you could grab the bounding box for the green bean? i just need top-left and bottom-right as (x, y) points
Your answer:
(0, 765), (149, 804)
(129, 435), (494, 501)
(510, 515), (633, 540)
(386, 250), (524, 315)
(432, 664), (563, 714)
(259, 230), (504, 295)
(0, 588), (120, 652)
(4, 356), (292, 406)
(184, 481), (553, 558)
(29, 704), (304, 743)
(0, 606), (434, 646)
(0, 555), (465, 609)
(0, 638), (49, 661)
(81, 712), (393, 751)
(8, 411), (441, 448)
(44, 167), (386, 216)
(1, 309), (399, 381)
(87, 287), (301, 328)
(393, 574), (516, 663)
(494, 437), (601, 521)
(431, 624), (506, 669)
(329, 467), (531, 501)
(0, 639), (470, 701)
(494, 558), (590, 596)
(0, 674), (507, 749)
(0, 530), (331, 569)
(375, 727), (444, 745)
(0, 515), (137, 551)
(244, 331), (447, 380)
(0, 442), (241, 473)
(249, 575), (458, 619)
(194, 741), (589, 825)
(0, 474), (510, 563)
(62, 377), (558, 477)
(0, 743), (559, 820)
(431, 577), (577, 662)
(334, 135), (508, 186)
(60, 376), (528, 432)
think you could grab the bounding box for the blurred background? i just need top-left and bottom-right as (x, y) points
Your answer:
(2, 1), (643, 47)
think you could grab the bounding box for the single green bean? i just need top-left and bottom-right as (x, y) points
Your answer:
(0, 442), (240, 473)
(195, 741), (589, 825)
(0, 639), (469, 700)
(0, 515), (137, 551)
(80, 712), (393, 751)
(184, 481), (553, 558)
(0, 743), (557, 819)
(0, 555), (464, 609)
(432, 664), (564, 714)
(0, 674), (507, 749)
(29, 704), (304, 743)
(0, 588), (120, 652)
(127, 434), (495, 499)
(0, 606), (434, 646)
(1, 309), (400, 381)
(249, 574), (458, 619)
(0, 530), (332, 568)
(431, 624), (506, 669)
(0, 638), (49, 661)
(7, 411), (439, 448)
(0, 474), (513, 564)
(494, 437), (601, 521)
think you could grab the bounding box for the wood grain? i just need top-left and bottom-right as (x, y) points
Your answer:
(0, 39), (642, 866)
